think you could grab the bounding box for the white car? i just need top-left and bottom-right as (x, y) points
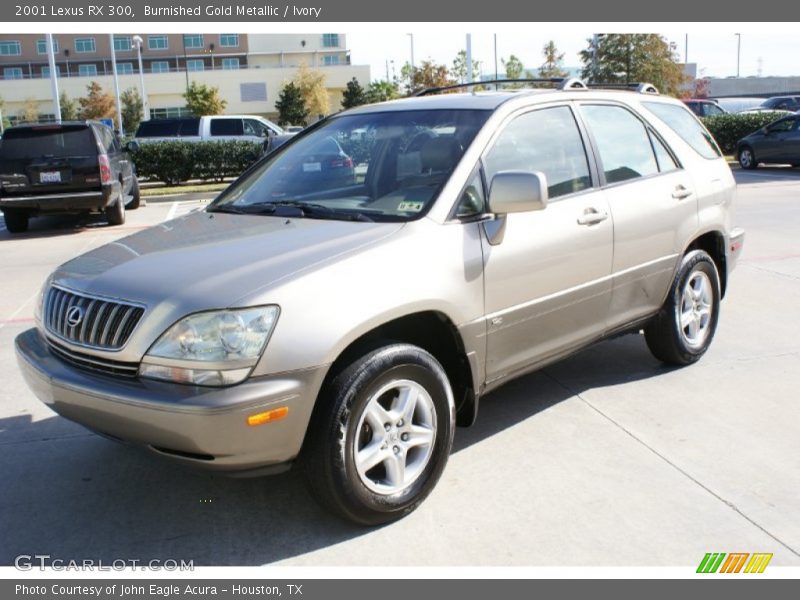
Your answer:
(134, 115), (283, 144)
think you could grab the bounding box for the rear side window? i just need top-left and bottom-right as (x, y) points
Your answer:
(484, 105), (592, 199)
(581, 104), (658, 184)
(642, 101), (722, 160)
(136, 120), (180, 137)
(210, 119), (244, 136)
(0, 126), (97, 159)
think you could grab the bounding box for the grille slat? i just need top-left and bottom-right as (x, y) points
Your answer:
(47, 339), (140, 378)
(43, 286), (144, 350)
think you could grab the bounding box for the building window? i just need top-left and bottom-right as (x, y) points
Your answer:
(0, 41), (22, 56)
(3, 67), (23, 80)
(183, 35), (204, 50)
(37, 38), (59, 55)
(240, 82), (267, 102)
(113, 36), (132, 52)
(186, 59), (204, 72)
(323, 55), (340, 66)
(78, 64), (98, 77)
(221, 58), (240, 70)
(116, 62), (133, 74)
(322, 34), (340, 48)
(41, 65), (61, 78)
(148, 35), (168, 50)
(75, 38), (96, 53)
(150, 61), (170, 73)
(151, 106), (193, 119)
(219, 34), (239, 48)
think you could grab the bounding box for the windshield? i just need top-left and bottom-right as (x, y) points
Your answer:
(209, 109), (491, 222)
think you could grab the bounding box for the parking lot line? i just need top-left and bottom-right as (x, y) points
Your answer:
(165, 201), (179, 222)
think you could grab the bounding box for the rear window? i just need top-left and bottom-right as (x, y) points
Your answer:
(135, 118), (199, 138)
(210, 119), (244, 136)
(642, 102), (721, 160)
(0, 126), (97, 159)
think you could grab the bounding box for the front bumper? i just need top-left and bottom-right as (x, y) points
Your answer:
(15, 328), (327, 475)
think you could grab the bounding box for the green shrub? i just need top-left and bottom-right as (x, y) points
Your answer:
(701, 112), (792, 155)
(131, 140), (262, 185)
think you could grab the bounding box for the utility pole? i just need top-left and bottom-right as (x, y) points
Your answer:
(591, 34), (599, 82)
(408, 33), (415, 69)
(46, 34), (61, 123)
(493, 33), (498, 81)
(132, 35), (149, 121)
(735, 33), (741, 78)
(465, 34), (473, 83)
(109, 34), (124, 134)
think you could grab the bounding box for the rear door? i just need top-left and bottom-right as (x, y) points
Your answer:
(0, 124), (99, 195)
(759, 116), (797, 163)
(577, 102), (698, 329)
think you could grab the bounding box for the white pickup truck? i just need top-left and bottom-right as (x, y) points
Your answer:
(134, 115), (284, 144)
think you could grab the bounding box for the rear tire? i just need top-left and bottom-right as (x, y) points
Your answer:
(302, 343), (455, 525)
(738, 146), (757, 170)
(2, 209), (29, 234)
(125, 178), (141, 210)
(105, 191), (126, 226)
(644, 250), (721, 366)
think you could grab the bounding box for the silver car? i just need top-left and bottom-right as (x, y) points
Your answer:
(16, 81), (745, 525)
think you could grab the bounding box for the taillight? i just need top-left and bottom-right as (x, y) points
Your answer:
(330, 157), (354, 169)
(98, 154), (112, 184)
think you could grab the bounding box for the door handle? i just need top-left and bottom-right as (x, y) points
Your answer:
(576, 208), (608, 226)
(672, 185), (693, 200)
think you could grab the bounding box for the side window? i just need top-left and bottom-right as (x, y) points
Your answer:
(454, 170), (486, 218)
(484, 106), (591, 200)
(642, 101), (722, 159)
(581, 104), (658, 184)
(244, 119), (269, 138)
(649, 131), (679, 172)
(767, 118), (795, 133)
(210, 119), (244, 137)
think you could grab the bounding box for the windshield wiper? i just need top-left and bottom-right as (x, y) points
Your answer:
(210, 200), (374, 222)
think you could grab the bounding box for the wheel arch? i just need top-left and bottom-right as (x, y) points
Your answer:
(686, 230), (728, 297)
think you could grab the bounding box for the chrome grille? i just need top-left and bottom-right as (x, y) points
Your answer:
(44, 286), (145, 350)
(46, 339), (140, 378)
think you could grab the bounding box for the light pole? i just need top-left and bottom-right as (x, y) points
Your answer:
(407, 33), (415, 70)
(132, 35), (149, 121)
(45, 34), (61, 123)
(108, 33), (123, 135)
(735, 33), (741, 78)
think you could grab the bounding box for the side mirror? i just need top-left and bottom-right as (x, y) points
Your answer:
(488, 171), (548, 215)
(125, 140), (140, 153)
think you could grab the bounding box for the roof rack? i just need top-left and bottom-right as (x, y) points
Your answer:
(586, 82), (660, 95)
(413, 77), (588, 96)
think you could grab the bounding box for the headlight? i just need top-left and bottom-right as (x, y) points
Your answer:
(139, 306), (279, 386)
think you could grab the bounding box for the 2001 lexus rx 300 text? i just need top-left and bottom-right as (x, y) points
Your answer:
(15, 81), (745, 524)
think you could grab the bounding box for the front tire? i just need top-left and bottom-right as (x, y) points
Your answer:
(738, 146), (757, 170)
(645, 250), (721, 366)
(302, 343), (455, 525)
(2, 209), (29, 233)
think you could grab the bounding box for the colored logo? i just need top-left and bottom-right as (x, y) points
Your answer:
(697, 553), (773, 573)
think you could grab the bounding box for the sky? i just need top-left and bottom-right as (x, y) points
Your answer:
(347, 31), (800, 83)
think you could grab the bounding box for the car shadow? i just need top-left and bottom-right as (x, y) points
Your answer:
(0, 212), (111, 240)
(0, 333), (669, 566)
(733, 166), (800, 184)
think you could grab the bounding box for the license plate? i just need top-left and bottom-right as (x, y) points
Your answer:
(302, 162), (322, 172)
(40, 171), (61, 183)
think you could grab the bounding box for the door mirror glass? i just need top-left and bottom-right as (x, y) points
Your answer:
(488, 171), (548, 214)
(125, 140), (140, 153)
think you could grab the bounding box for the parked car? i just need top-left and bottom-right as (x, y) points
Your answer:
(134, 115), (284, 144)
(737, 113), (800, 169)
(16, 81), (744, 525)
(714, 97), (766, 113)
(683, 99), (727, 117)
(756, 96), (800, 112)
(0, 121), (139, 233)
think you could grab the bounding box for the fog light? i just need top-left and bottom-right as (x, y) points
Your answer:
(247, 406), (289, 426)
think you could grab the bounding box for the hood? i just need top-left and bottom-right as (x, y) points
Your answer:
(53, 210), (403, 311)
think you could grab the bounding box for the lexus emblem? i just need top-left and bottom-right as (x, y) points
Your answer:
(65, 305), (84, 328)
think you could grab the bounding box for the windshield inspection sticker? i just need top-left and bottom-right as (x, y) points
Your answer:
(302, 162), (322, 172)
(398, 201), (424, 212)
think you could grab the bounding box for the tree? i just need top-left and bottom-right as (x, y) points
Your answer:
(295, 64), (329, 119)
(401, 60), (456, 94)
(78, 81), (116, 121)
(539, 41), (568, 78)
(183, 81), (227, 116)
(19, 98), (40, 123)
(579, 34), (688, 97)
(501, 55), (525, 80)
(341, 77), (367, 109)
(59, 92), (79, 121)
(451, 50), (481, 83)
(120, 88), (143, 134)
(365, 80), (401, 104)
(0, 96), (10, 129)
(275, 81), (309, 127)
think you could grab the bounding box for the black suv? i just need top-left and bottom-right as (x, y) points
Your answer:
(0, 121), (140, 234)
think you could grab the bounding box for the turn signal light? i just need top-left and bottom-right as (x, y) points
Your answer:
(247, 406), (289, 426)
